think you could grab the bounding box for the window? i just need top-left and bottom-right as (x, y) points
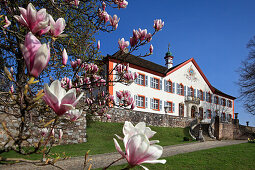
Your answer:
(222, 113), (226, 122)
(206, 92), (211, 103)
(137, 95), (145, 108)
(151, 98), (161, 110)
(188, 87), (194, 97)
(164, 101), (174, 113)
(198, 90), (203, 101)
(151, 77), (160, 89)
(199, 107), (204, 119)
(177, 83), (184, 95)
(221, 98), (226, 106)
(227, 100), (232, 108)
(207, 109), (212, 119)
(214, 96), (219, 104)
(137, 73), (145, 86)
(179, 103), (184, 117)
(228, 114), (232, 121)
(165, 80), (173, 93)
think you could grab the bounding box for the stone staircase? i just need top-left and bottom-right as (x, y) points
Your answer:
(189, 119), (216, 141)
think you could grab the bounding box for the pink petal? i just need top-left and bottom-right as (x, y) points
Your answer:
(113, 138), (125, 158)
(30, 43), (50, 77)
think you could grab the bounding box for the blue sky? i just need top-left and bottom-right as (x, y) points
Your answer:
(98, 0), (255, 126)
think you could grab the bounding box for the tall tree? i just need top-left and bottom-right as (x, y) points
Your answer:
(239, 36), (255, 116)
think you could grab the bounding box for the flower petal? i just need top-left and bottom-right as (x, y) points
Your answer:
(49, 80), (66, 100)
(142, 159), (166, 164)
(123, 121), (134, 136)
(144, 127), (156, 139)
(113, 138), (125, 158)
(72, 92), (84, 107)
(139, 165), (149, 170)
(30, 43), (50, 77)
(61, 89), (77, 105)
(126, 134), (149, 166)
(137, 144), (164, 165)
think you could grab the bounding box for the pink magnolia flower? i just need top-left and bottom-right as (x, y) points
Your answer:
(133, 29), (140, 40)
(146, 33), (152, 42)
(106, 114), (111, 119)
(131, 101), (135, 109)
(138, 28), (147, 41)
(77, 59), (81, 66)
(114, 0), (128, 8)
(20, 32), (50, 78)
(65, 109), (82, 121)
(110, 15), (120, 30)
(97, 40), (100, 50)
(14, 3), (49, 34)
(122, 121), (158, 144)
(118, 38), (129, 51)
(3, 16), (11, 28)
(113, 134), (166, 169)
(102, 2), (106, 11)
(153, 19), (164, 31)
(10, 67), (14, 74)
(10, 85), (14, 93)
(59, 129), (63, 139)
(130, 37), (138, 47)
(71, 61), (78, 69)
(43, 80), (84, 116)
(98, 9), (110, 23)
(62, 48), (68, 66)
(149, 44), (153, 54)
(40, 128), (48, 137)
(116, 91), (123, 99)
(48, 15), (66, 37)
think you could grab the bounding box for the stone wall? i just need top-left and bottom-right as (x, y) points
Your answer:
(107, 108), (193, 128)
(218, 123), (234, 140)
(0, 106), (87, 147)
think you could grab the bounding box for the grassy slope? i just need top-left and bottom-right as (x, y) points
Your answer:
(106, 143), (255, 170)
(0, 121), (192, 160)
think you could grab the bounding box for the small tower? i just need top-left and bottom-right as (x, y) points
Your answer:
(164, 44), (174, 69)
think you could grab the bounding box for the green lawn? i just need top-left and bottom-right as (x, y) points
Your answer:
(105, 143), (254, 170)
(0, 121), (192, 160)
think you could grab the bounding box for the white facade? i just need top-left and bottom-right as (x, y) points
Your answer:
(109, 57), (235, 121)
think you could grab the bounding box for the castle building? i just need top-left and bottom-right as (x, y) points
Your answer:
(105, 50), (235, 123)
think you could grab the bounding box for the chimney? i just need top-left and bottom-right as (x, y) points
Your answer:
(164, 44), (174, 69)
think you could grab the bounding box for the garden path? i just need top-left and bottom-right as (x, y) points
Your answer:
(0, 140), (247, 170)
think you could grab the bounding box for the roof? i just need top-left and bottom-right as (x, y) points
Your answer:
(106, 51), (168, 74)
(106, 51), (236, 100)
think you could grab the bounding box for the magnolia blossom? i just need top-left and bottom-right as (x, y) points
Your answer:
(3, 16), (11, 28)
(114, 0), (128, 8)
(121, 121), (158, 145)
(40, 128), (48, 137)
(97, 40), (100, 50)
(110, 15), (120, 30)
(114, 126), (166, 169)
(153, 19), (164, 31)
(98, 9), (110, 23)
(62, 48), (68, 66)
(118, 38), (129, 51)
(59, 129), (63, 139)
(65, 109), (82, 121)
(138, 28), (147, 41)
(10, 85), (14, 93)
(10, 67), (13, 74)
(48, 15), (66, 37)
(149, 44), (153, 54)
(20, 32), (50, 78)
(43, 80), (84, 116)
(14, 3), (49, 34)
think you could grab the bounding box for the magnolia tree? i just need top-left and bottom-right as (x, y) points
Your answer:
(0, 0), (166, 169)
